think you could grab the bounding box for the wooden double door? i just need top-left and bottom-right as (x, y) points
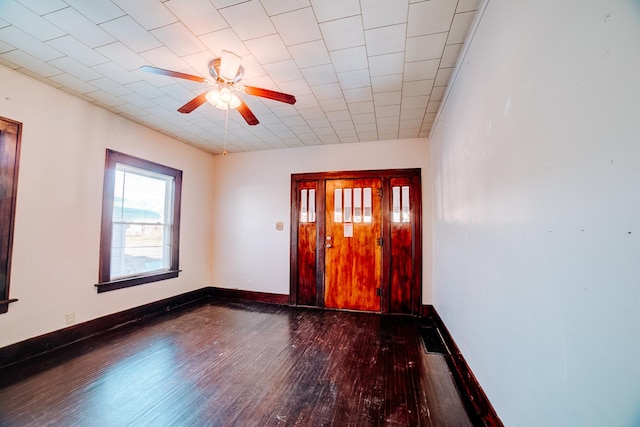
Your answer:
(290, 169), (421, 315)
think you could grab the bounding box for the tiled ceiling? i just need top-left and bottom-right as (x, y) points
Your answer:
(0, 0), (479, 155)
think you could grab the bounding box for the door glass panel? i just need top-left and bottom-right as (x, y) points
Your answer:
(344, 188), (352, 223)
(334, 188), (343, 222)
(308, 189), (316, 222)
(300, 189), (308, 223)
(392, 186), (401, 223)
(363, 187), (372, 223)
(353, 188), (362, 223)
(402, 186), (410, 223)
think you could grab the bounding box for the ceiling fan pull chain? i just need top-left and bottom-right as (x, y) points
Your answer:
(223, 107), (229, 156)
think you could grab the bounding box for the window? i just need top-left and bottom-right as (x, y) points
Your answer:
(96, 150), (182, 293)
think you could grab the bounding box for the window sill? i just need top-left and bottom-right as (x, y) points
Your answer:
(95, 270), (180, 293)
(0, 299), (18, 314)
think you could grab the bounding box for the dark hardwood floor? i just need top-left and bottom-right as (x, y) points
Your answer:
(0, 300), (472, 426)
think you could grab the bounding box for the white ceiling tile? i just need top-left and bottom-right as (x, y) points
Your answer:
(272, 7), (321, 45)
(288, 40), (330, 68)
(95, 42), (146, 71)
(301, 64), (337, 85)
(0, 50), (62, 77)
(151, 22), (207, 57)
(48, 56), (102, 80)
(111, 0), (176, 30)
(371, 74), (402, 93)
(47, 35), (108, 66)
(263, 59), (303, 82)
(92, 61), (139, 84)
(180, 51), (218, 77)
(405, 33), (447, 61)
(100, 16), (163, 53)
(318, 98), (347, 112)
(352, 112), (375, 124)
(0, 39), (11, 53)
(2, 0), (66, 41)
(161, 82), (203, 101)
(348, 101), (374, 114)
(440, 43), (463, 68)
(400, 107), (427, 120)
(0, 25), (63, 61)
(89, 76), (132, 96)
(49, 72), (98, 93)
(219, 1), (275, 41)
(402, 79), (434, 96)
(337, 68), (370, 90)
(457, 0), (480, 13)
(277, 79), (312, 96)
(298, 107), (325, 119)
(235, 55), (267, 80)
(119, 92), (156, 108)
(434, 67), (453, 86)
(164, 0), (228, 36)
(293, 95), (320, 109)
(45, 7), (115, 48)
(364, 24), (406, 56)
(373, 91), (401, 106)
(16, 0), (66, 14)
(426, 100), (441, 113)
(430, 85), (446, 101)
(329, 46), (368, 73)
(320, 16), (365, 51)
(311, 83), (343, 100)
(310, 0), (360, 23)
(369, 52), (404, 77)
(408, 0), (457, 37)
(245, 34), (290, 64)
(140, 46), (190, 71)
(87, 89), (126, 107)
(376, 107), (400, 118)
(361, 0), (408, 30)
(404, 60), (439, 81)
(400, 95), (429, 109)
(307, 117), (330, 127)
(199, 28), (250, 57)
(125, 80), (166, 98)
(343, 86), (372, 103)
(63, 0), (126, 24)
(447, 11), (476, 44)
(261, 0), (311, 16)
(355, 122), (376, 132)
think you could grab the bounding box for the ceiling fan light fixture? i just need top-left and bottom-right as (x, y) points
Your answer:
(206, 89), (241, 110)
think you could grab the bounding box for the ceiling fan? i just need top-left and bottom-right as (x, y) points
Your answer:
(140, 51), (296, 126)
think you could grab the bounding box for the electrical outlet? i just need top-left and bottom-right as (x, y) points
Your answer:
(65, 312), (75, 325)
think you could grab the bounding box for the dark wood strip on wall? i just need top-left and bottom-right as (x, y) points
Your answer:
(424, 304), (504, 427)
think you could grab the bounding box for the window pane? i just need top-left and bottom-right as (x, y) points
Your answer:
(353, 188), (362, 223)
(344, 188), (352, 223)
(308, 189), (316, 223)
(392, 186), (401, 223)
(300, 189), (308, 223)
(363, 188), (372, 223)
(402, 186), (410, 223)
(334, 188), (342, 222)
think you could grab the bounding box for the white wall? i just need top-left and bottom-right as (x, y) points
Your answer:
(210, 139), (433, 302)
(0, 67), (214, 348)
(430, 0), (640, 425)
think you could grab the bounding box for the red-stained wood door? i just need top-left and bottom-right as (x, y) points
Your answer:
(324, 178), (382, 311)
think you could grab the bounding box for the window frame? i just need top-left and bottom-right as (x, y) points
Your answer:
(96, 150), (182, 293)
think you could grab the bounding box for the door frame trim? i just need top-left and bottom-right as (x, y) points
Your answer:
(290, 168), (422, 315)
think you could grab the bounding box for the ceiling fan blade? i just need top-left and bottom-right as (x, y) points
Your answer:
(243, 86), (297, 105)
(140, 65), (207, 83)
(178, 92), (209, 114)
(237, 100), (259, 126)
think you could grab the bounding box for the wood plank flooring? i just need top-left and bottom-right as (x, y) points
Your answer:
(0, 300), (472, 426)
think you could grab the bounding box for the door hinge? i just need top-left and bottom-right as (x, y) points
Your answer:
(376, 237), (383, 246)
(377, 187), (383, 198)
(376, 287), (383, 297)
